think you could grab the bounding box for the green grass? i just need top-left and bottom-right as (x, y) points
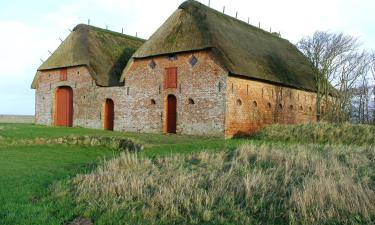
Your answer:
(0, 123), (246, 225)
(0, 144), (116, 225)
(0, 123), (374, 225)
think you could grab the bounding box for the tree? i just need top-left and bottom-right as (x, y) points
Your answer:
(297, 32), (360, 121)
(340, 52), (372, 123)
(371, 52), (375, 123)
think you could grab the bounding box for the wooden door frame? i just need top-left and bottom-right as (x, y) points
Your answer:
(164, 94), (177, 134)
(103, 98), (114, 131)
(54, 86), (73, 127)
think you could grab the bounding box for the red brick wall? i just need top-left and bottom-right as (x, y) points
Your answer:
(122, 50), (228, 136)
(225, 76), (317, 137)
(35, 66), (124, 130)
(34, 51), (318, 138)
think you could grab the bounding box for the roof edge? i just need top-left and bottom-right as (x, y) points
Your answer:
(132, 47), (214, 59)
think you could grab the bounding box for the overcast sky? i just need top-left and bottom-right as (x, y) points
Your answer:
(0, 0), (374, 115)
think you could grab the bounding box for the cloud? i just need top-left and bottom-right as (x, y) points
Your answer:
(0, 0), (374, 115)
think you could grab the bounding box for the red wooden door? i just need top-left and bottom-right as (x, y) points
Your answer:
(104, 99), (114, 131)
(167, 95), (177, 133)
(55, 86), (73, 127)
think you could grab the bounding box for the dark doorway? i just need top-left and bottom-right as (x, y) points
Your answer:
(166, 95), (177, 133)
(55, 86), (73, 127)
(104, 99), (114, 131)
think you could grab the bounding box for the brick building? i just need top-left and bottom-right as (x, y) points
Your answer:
(32, 0), (319, 138)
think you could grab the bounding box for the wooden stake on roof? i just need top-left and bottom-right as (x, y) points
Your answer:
(208, 0), (210, 7)
(48, 50), (53, 55)
(88, 19), (90, 25)
(106, 24), (108, 30)
(258, 22), (260, 28)
(248, 17), (250, 24)
(59, 38), (63, 42)
(122, 28), (123, 34)
(236, 12), (238, 19)
(223, 6), (225, 13)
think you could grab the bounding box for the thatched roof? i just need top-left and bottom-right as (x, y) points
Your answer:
(31, 24), (145, 88)
(128, 0), (317, 92)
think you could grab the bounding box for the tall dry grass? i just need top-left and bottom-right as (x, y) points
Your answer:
(73, 143), (375, 224)
(254, 123), (375, 146)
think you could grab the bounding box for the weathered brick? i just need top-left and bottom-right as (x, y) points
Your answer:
(35, 50), (318, 138)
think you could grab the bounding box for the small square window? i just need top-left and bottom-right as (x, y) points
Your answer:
(167, 54), (177, 61)
(165, 67), (177, 89)
(189, 55), (198, 66)
(149, 60), (156, 69)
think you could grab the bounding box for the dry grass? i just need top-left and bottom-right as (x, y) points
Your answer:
(0, 115), (34, 124)
(73, 143), (375, 224)
(254, 122), (375, 146)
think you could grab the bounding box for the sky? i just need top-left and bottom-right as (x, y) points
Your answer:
(0, 0), (374, 115)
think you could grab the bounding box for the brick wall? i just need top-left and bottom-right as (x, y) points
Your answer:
(35, 66), (124, 130)
(122, 50), (227, 136)
(225, 76), (317, 137)
(34, 51), (318, 138)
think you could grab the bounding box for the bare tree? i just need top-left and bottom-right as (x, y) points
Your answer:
(298, 32), (360, 121)
(329, 51), (371, 122)
(346, 53), (372, 123)
(371, 52), (375, 123)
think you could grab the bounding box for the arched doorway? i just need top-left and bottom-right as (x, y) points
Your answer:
(104, 99), (114, 131)
(55, 86), (73, 127)
(166, 95), (177, 133)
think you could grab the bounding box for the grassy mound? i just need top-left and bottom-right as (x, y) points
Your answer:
(254, 123), (375, 146)
(73, 143), (375, 225)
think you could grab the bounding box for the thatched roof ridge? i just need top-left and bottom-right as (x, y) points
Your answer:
(31, 24), (145, 88)
(129, 0), (317, 91)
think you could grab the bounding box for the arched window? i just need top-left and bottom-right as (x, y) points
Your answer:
(252, 101), (258, 108)
(236, 99), (242, 106)
(188, 98), (195, 105)
(289, 105), (294, 110)
(150, 99), (156, 105)
(279, 103), (283, 109)
(267, 102), (272, 109)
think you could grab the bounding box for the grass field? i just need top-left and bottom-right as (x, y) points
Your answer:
(0, 115), (34, 123)
(0, 123), (374, 225)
